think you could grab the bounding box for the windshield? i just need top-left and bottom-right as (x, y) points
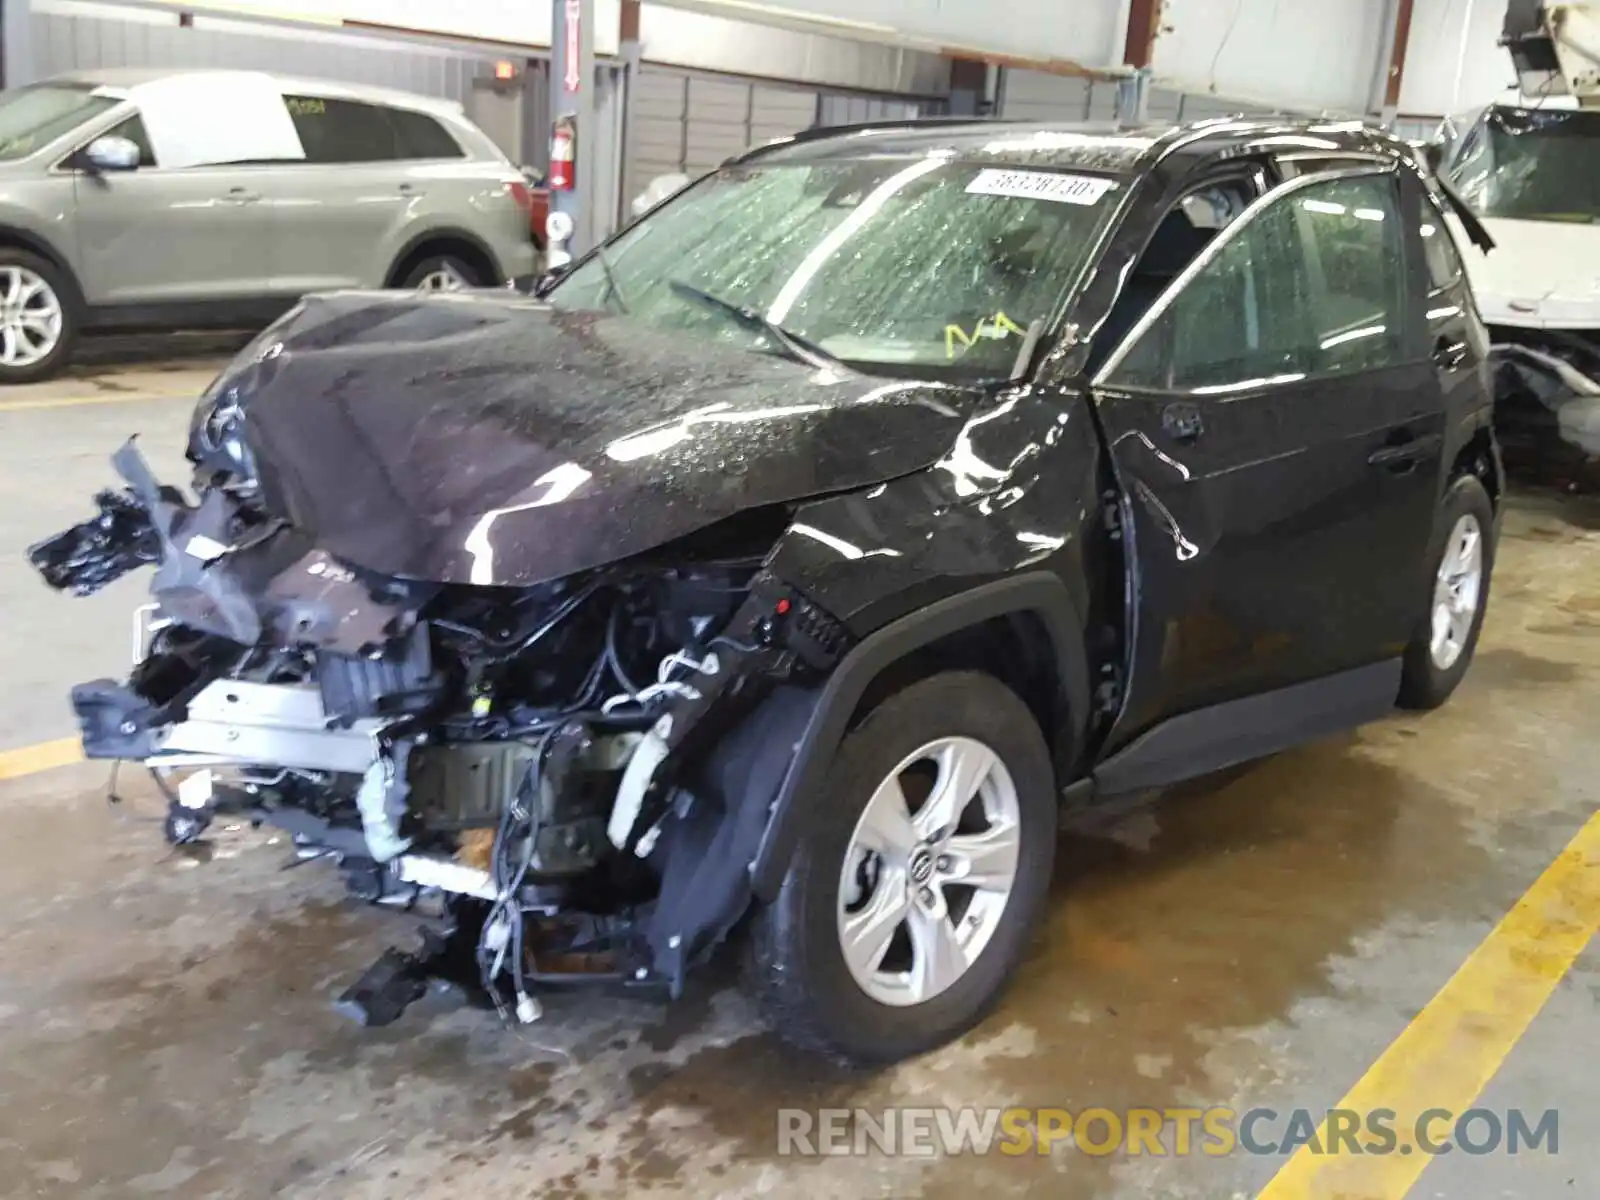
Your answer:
(1445, 105), (1600, 222)
(548, 156), (1121, 379)
(0, 84), (121, 162)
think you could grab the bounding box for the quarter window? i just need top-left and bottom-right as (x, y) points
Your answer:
(1106, 174), (1407, 392)
(390, 108), (465, 159)
(284, 95), (400, 163)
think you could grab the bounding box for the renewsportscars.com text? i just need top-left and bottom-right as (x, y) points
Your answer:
(776, 1106), (1559, 1158)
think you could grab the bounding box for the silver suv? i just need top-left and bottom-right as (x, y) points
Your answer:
(0, 69), (539, 382)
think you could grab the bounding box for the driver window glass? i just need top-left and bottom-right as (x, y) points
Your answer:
(1107, 174), (1405, 392)
(102, 113), (157, 168)
(1107, 190), (1313, 392)
(1297, 175), (1406, 374)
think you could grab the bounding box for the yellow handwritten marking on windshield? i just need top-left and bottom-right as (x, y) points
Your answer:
(945, 311), (1027, 359)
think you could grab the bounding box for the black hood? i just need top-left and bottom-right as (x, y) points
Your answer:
(202, 291), (977, 587)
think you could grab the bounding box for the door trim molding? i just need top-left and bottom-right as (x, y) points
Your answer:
(1091, 658), (1402, 795)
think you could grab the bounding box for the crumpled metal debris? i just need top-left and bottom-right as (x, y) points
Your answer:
(26, 488), (160, 596)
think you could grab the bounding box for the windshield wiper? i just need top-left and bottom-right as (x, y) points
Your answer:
(595, 246), (629, 313)
(668, 279), (845, 372)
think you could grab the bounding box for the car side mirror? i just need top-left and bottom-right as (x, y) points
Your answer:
(84, 135), (141, 173)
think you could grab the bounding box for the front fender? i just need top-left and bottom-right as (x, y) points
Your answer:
(747, 572), (1088, 902)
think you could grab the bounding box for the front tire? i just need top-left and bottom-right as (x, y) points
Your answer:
(747, 671), (1057, 1065)
(1398, 474), (1495, 710)
(0, 250), (76, 383)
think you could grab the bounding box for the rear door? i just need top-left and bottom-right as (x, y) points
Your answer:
(70, 111), (274, 305)
(261, 95), (412, 293)
(1093, 167), (1444, 741)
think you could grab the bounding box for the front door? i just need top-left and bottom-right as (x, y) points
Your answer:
(1092, 168), (1445, 745)
(70, 112), (274, 306)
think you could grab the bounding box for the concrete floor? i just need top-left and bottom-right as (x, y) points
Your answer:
(0, 353), (1596, 1199)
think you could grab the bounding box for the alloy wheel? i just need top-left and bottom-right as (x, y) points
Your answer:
(1430, 512), (1483, 671)
(415, 263), (470, 293)
(0, 266), (63, 368)
(836, 735), (1022, 1007)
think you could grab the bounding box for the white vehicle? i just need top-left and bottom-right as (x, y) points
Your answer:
(1434, 2), (1600, 469)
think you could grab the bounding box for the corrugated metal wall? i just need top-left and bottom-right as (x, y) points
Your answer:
(31, 4), (517, 106)
(999, 68), (1306, 124)
(624, 65), (925, 210)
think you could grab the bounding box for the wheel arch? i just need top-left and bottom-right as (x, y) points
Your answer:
(1448, 423), (1503, 508)
(0, 223), (86, 312)
(747, 572), (1090, 902)
(382, 226), (504, 288)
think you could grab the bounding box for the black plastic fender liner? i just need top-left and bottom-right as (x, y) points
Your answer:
(644, 683), (821, 994)
(747, 572), (1090, 902)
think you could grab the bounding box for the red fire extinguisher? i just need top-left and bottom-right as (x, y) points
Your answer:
(549, 115), (576, 192)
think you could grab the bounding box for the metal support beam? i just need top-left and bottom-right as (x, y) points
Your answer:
(947, 57), (989, 117)
(3, 0), (35, 89)
(1380, 0), (1418, 122)
(1122, 0), (1162, 69)
(549, 0), (597, 256)
(1115, 67), (1152, 126)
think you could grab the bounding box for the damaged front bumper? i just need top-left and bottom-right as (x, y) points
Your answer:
(27, 442), (847, 1027)
(1490, 329), (1600, 476)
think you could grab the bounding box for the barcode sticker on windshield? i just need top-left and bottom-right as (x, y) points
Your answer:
(967, 169), (1116, 206)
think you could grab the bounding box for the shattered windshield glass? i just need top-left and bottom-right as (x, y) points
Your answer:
(1445, 105), (1600, 222)
(548, 155), (1121, 380)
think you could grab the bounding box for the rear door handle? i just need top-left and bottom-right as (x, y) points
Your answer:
(225, 187), (262, 204)
(1368, 432), (1443, 470)
(1433, 336), (1468, 369)
(1161, 400), (1204, 442)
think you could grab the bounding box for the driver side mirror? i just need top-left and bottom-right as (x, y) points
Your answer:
(83, 135), (141, 173)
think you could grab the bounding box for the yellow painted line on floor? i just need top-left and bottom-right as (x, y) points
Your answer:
(1258, 808), (1600, 1200)
(0, 737), (83, 781)
(0, 390), (195, 412)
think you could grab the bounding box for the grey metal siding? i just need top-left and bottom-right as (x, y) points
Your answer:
(31, 6), (510, 106)
(624, 65), (927, 209)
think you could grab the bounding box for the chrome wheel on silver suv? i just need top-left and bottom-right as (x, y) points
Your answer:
(0, 265), (63, 368)
(0, 251), (76, 384)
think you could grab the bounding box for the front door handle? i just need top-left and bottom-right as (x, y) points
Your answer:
(1161, 400), (1204, 442)
(224, 187), (262, 204)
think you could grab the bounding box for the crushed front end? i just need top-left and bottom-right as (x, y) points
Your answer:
(28, 438), (849, 1027)
(1490, 325), (1600, 486)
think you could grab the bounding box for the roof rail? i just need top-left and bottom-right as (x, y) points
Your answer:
(727, 115), (1020, 165)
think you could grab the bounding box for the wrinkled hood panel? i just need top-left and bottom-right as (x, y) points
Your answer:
(207, 291), (975, 586)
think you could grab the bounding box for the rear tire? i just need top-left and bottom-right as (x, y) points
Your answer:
(1397, 474), (1495, 710)
(401, 253), (487, 293)
(0, 249), (76, 384)
(746, 671), (1057, 1065)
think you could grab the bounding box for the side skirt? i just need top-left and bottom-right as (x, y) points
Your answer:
(1088, 658), (1402, 796)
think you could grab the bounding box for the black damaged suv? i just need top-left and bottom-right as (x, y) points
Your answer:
(30, 117), (1501, 1064)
